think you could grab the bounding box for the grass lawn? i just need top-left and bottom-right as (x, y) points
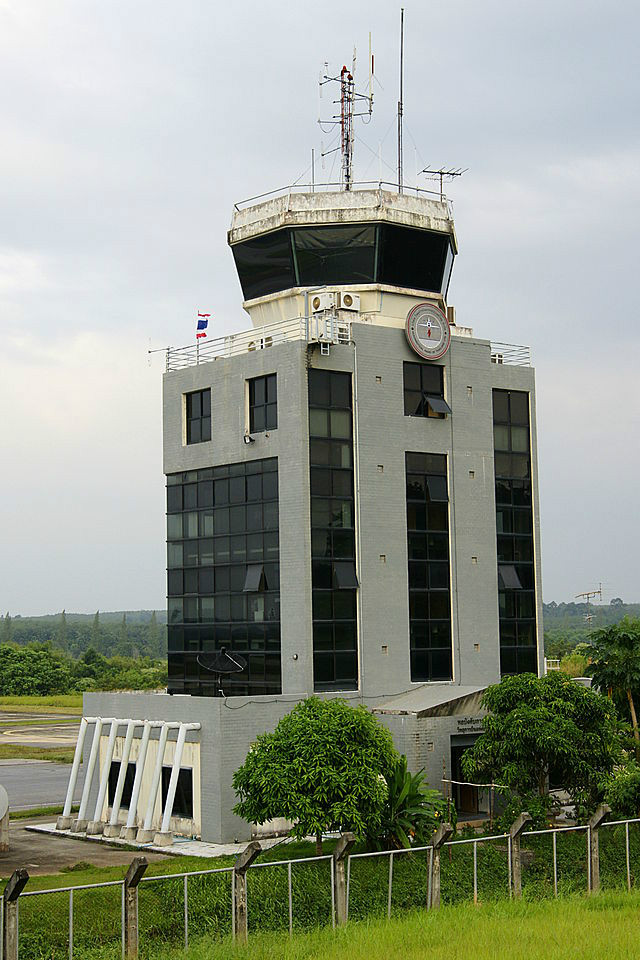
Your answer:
(9, 804), (79, 821)
(0, 695), (83, 715)
(156, 892), (640, 960)
(0, 744), (75, 763)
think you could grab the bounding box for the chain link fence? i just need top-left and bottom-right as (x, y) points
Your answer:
(4, 811), (640, 960)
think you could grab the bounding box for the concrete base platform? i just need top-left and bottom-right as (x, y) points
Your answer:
(27, 822), (288, 858)
(136, 828), (155, 843)
(120, 826), (139, 841)
(56, 816), (73, 830)
(87, 820), (104, 835)
(70, 819), (89, 833)
(103, 824), (123, 838)
(153, 832), (173, 846)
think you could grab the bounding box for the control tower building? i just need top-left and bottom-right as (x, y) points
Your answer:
(75, 183), (543, 844)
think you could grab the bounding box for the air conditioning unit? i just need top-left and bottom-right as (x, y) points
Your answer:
(310, 293), (337, 313)
(337, 292), (360, 312)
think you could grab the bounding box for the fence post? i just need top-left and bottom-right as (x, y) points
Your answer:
(429, 822), (453, 908)
(3, 870), (29, 960)
(588, 803), (611, 894)
(333, 832), (356, 926)
(123, 858), (148, 959)
(508, 812), (532, 899)
(233, 841), (261, 944)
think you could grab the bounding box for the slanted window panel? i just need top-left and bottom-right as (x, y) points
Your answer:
(493, 390), (536, 676)
(231, 229), (296, 301)
(406, 452), (452, 682)
(186, 390), (211, 444)
(166, 458), (281, 696)
(378, 224), (453, 294)
(403, 363), (448, 419)
(249, 374), (277, 434)
(293, 225), (376, 286)
(309, 369), (358, 691)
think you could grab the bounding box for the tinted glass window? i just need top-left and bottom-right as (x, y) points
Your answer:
(379, 224), (452, 293)
(492, 389), (536, 676)
(293, 225), (376, 285)
(232, 229), (295, 301)
(405, 452), (452, 682)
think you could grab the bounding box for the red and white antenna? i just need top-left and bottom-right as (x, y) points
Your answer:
(319, 43), (374, 191)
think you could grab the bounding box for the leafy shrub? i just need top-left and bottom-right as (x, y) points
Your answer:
(367, 755), (452, 849)
(604, 761), (640, 817)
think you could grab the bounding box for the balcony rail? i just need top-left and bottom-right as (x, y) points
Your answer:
(233, 180), (450, 211)
(163, 324), (531, 372)
(164, 316), (351, 371)
(490, 342), (531, 366)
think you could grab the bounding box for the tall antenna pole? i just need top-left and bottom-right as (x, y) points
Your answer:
(340, 64), (355, 190)
(397, 7), (404, 194)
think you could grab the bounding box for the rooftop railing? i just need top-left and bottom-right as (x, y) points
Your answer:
(232, 180), (450, 211)
(164, 316), (351, 371)
(490, 342), (531, 366)
(163, 322), (531, 372)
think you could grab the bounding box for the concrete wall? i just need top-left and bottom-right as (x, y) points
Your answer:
(81, 316), (543, 843)
(162, 323), (541, 699)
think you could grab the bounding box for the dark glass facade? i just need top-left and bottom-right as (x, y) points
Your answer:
(232, 224), (454, 301)
(186, 389), (211, 444)
(166, 459), (281, 696)
(308, 369), (358, 691)
(492, 390), (537, 675)
(406, 452), (453, 681)
(249, 374), (277, 433)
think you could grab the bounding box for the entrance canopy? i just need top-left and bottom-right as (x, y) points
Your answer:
(373, 684), (487, 719)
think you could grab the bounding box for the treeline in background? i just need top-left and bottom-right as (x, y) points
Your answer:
(0, 609), (167, 696)
(0, 600), (638, 696)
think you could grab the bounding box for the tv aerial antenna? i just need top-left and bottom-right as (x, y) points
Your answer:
(421, 167), (468, 201)
(196, 646), (247, 697)
(575, 583), (602, 628)
(319, 38), (374, 191)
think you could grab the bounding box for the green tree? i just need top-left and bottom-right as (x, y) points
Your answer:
(1, 613), (11, 644)
(233, 697), (397, 853)
(0, 643), (72, 695)
(588, 618), (640, 760)
(462, 672), (620, 814)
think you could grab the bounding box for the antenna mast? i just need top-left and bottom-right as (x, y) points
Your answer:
(397, 8), (405, 194)
(319, 49), (374, 191)
(340, 64), (355, 190)
(575, 583), (603, 629)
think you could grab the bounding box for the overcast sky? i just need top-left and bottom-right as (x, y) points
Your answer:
(1, 0), (638, 615)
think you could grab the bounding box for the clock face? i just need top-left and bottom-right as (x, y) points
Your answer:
(405, 303), (451, 361)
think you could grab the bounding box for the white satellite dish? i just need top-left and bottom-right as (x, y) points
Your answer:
(0, 784), (9, 821)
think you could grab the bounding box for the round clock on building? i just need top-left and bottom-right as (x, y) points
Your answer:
(405, 302), (451, 361)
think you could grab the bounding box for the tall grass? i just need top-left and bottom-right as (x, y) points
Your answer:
(137, 892), (640, 960)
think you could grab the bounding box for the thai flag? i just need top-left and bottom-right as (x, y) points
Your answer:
(196, 312), (210, 339)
